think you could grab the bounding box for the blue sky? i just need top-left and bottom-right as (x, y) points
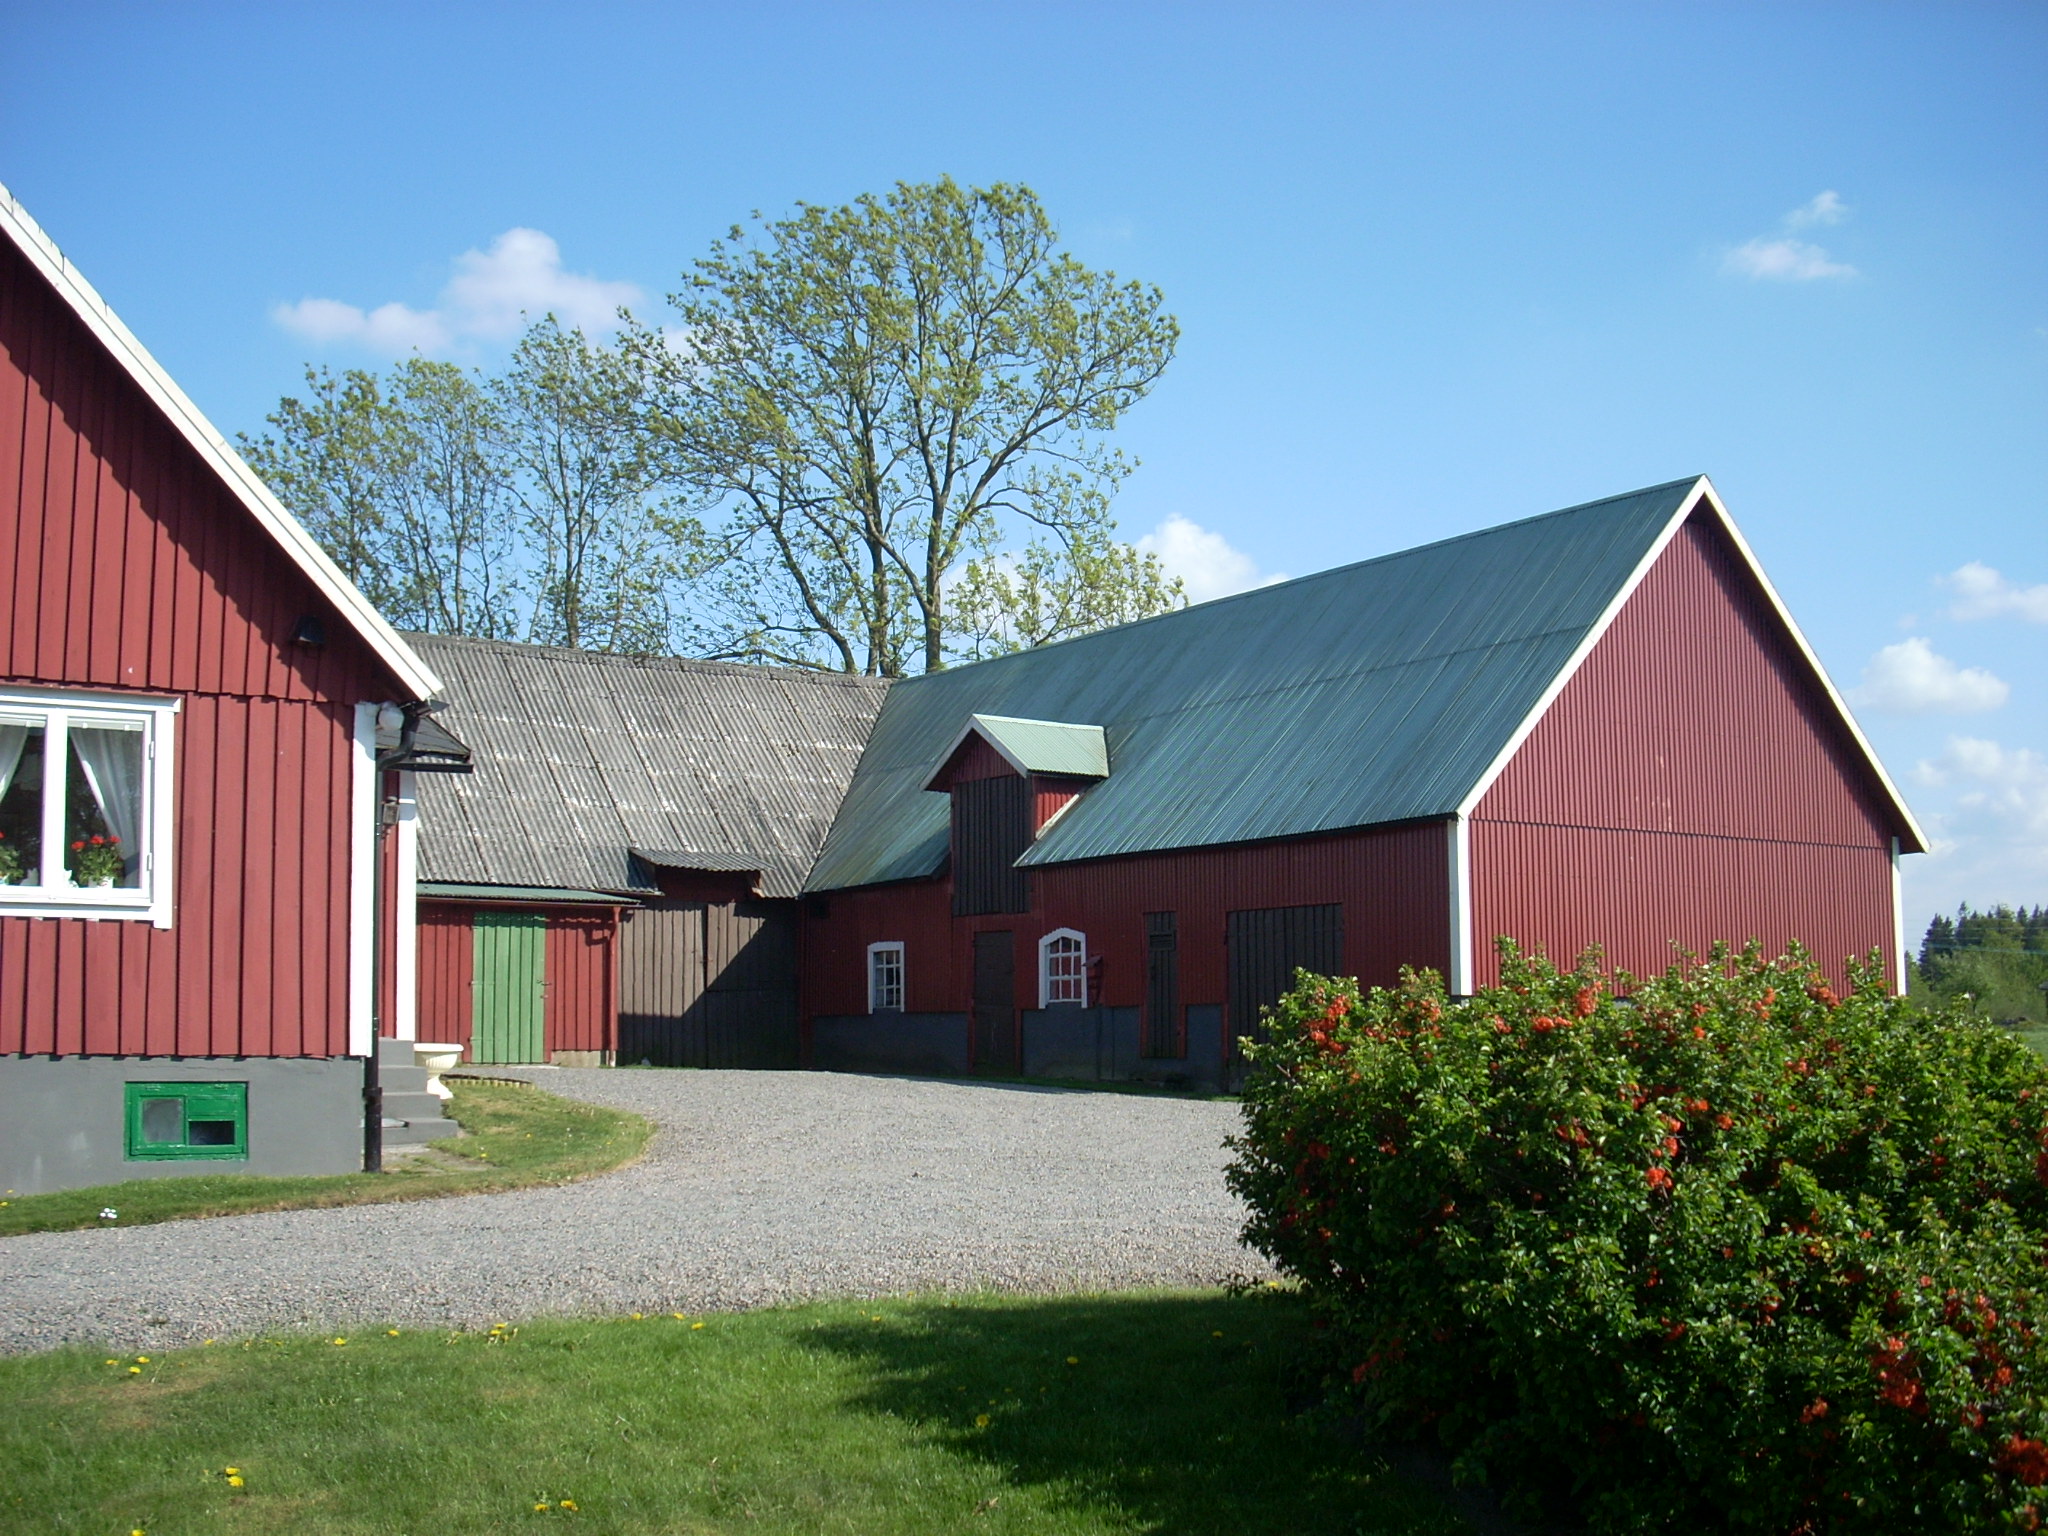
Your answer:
(3, 1), (2043, 936)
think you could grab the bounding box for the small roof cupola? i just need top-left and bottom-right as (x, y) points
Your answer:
(926, 715), (1108, 917)
(923, 714), (1109, 792)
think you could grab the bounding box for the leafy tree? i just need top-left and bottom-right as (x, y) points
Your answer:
(1914, 902), (2048, 1025)
(241, 367), (399, 613)
(629, 177), (1181, 675)
(495, 319), (700, 653)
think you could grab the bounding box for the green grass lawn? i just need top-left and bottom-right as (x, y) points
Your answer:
(0, 1081), (650, 1238)
(0, 1290), (1464, 1536)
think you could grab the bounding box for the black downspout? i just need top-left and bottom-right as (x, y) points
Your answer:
(364, 780), (393, 1173)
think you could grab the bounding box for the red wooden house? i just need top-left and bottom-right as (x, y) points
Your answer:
(799, 477), (1924, 1087)
(0, 184), (460, 1193)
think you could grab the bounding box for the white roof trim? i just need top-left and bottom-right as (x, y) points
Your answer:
(0, 181), (440, 701)
(1454, 475), (1924, 852)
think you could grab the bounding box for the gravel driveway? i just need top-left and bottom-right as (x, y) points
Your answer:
(0, 1070), (1270, 1355)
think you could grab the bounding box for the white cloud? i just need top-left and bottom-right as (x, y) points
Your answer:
(1784, 190), (1847, 228)
(1722, 193), (1857, 281)
(1941, 561), (2048, 624)
(1848, 637), (2009, 714)
(1722, 237), (1857, 282)
(1904, 737), (2048, 925)
(1136, 516), (1285, 604)
(272, 228), (641, 356)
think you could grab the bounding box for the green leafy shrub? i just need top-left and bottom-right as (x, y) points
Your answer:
(1227, 943), (2048, 1533)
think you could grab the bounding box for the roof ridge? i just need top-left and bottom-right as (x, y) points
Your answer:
(403, 631), (894, 691)
(888, 477), (1705, 690)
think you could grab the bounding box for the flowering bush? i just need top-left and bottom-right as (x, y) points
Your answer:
(1227, 942), (2048, 1533)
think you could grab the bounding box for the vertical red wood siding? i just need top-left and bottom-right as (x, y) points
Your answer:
(412, 902), (616, 1058)
(932, 734), (1015, 787)
(416, 902), (474, 1050)
(1472, 511), (1899, 989)
(1031, 776), (1089, 832)
(803, 822), (1450, 1053)
(0, 228), (395, 1059)
(544, 911), (615, 1056)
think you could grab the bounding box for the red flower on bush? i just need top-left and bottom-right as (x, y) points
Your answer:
(1999, 1436), (2048, 1487)
(1572, 985), (1598, 1018)
(1645, 1166), (1673, 1193)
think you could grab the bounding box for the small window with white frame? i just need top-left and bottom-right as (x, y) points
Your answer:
(0, 688), (178, 927)
(867, 941), (905, 1012)
(1039, 928), (1086, 1008)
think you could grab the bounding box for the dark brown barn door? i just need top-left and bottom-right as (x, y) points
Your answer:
(1144, 911), (1181, 1058)
(972, 930), (1017, 1075)
(952, 777), (1032, 915)
(1226, 903), (1343, 1071)
(619, 900), (798, 1068)
(702, 901), (800, 1068)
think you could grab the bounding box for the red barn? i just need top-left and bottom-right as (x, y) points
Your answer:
(0, 185), (462, 1193)
(799, 477), (1923, 1087)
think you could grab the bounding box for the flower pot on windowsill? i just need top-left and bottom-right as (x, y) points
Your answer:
(82, 877), (116, 889)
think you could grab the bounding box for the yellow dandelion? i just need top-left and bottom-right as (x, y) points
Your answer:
(870, 1314), (883, 1322)
(135, 1355), (149, 1363)
(332, 1337), (347, 1346)
(1066, 1356), (1079, 1365)
(105, 1358), (118, 1365)
(691, 1321), (705, 1330)
(226, 1475), (245, 1489)
(387, 1328), (401, 1336)
(631, 1312), (643, 1320)
(975, 1413), (991, 1427)
(1212, 1330), (1224, 1338)
(671, 1313), (685, 1320)
(560, 1499), (578, 1511)
(534, 1501), (551, 1512)
(224, 1467), (240, 1476)
(127, 1366), (141, 1375)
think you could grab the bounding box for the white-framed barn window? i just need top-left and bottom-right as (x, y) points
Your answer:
(1039, 928), (1087, 1008)
(867, 941), (905, 1012)
(0, 687), (178, 928)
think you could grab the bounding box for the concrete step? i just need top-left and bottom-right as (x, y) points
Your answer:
(380, 1090), (454, 1122)
(371, 1115), (462, 1146)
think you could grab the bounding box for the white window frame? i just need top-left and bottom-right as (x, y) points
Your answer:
(867, 941), (905, 1013)
(1039, 928), (1087, 1008)
(0, 687), (179, 929)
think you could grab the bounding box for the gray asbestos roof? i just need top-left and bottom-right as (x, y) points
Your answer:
(807, 479), (1707, 892)
(408, 636), (889, 899)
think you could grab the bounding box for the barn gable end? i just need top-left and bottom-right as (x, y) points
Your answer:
(1468, 499), (1916, 991)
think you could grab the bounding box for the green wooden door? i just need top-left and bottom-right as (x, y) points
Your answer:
(472, 911), (547, 1063)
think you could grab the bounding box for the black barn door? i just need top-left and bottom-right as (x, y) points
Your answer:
(1226, 903), (1343, 1075)
(1144, 911), (1181, 1058)
(972, 930), (1017, 1075)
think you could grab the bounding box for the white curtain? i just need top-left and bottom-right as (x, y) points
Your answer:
(70, 725), (144, 883)
(0, 723), (26, 800)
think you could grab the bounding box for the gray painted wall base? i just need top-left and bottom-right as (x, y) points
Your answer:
(809, 1007), (1228, 1092)
(0, 1055), (364, 1195)
(810, 1013), (969, 1076)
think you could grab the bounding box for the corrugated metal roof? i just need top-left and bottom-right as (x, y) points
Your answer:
(928, 715), (1110, 787)
(805, 479), (1703, 892)
(408, 636), (890, 899)
(418, 882), (634, 905)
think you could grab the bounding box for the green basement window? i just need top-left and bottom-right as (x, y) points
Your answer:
(124, 1082), (248, 1160)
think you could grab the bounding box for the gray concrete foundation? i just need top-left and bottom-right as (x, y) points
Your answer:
(0, 1054), (365, 1195)
(809, 1013), (970, 1076)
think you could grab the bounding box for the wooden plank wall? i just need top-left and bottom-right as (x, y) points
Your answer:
(618, 899), (797, 1067)
(0, 225), (394, 1060)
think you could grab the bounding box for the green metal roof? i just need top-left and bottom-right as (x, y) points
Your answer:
(805, 479), (1705, 892)
(928, 715), (1110, 787)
